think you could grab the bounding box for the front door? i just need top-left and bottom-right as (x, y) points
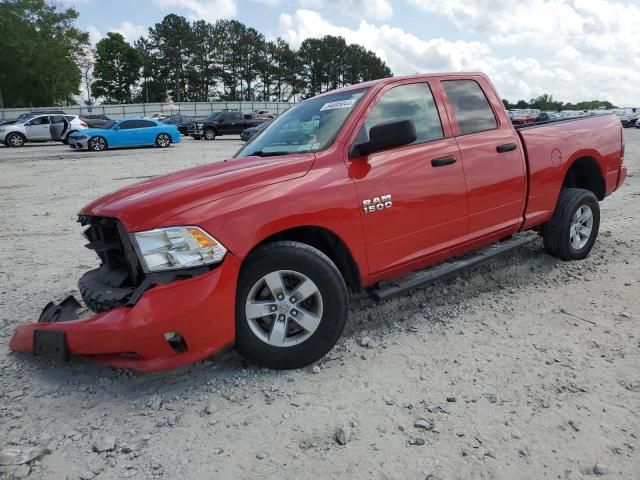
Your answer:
(349, 81), (468, 275)
(439, 78), (527, 237)
(117, 120), (139, 145)
(25, 115), (51, 140)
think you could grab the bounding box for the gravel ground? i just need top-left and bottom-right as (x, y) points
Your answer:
(0, 132), (638, 480)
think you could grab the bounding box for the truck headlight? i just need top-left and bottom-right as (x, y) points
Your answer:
(133, 226), (227, 272)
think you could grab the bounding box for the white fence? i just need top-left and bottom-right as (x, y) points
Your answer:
(0, 101), (296, 120)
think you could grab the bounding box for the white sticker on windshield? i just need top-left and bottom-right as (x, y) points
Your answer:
(320, 99), (356, 111)
(298, 144), (313, 151)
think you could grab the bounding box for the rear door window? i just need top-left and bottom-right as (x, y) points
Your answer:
(358, 82), (444, 145)
(119, 120), (137, 129)
(441, 80), (497, 135)
(136, 120), (156, 128)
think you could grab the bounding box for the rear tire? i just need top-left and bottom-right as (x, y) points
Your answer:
(235, 241), (348, 369)
(204, 128), (216, 140)
(88, 136), (107, 152)
(6, 132), (25, 147)
(542, 188), (600, 261)
(155, 133), (171, 148)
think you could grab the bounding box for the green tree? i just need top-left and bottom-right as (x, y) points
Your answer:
(0, 0), (88, 107)
(135, 36), (166, 103)
(91, 33), (141, 103)
(149, 14), (193, 102)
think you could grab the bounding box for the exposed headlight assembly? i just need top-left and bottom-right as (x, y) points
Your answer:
(133, 226), (227, 272)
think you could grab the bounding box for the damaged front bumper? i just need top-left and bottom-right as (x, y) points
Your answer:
(10, 216), (241, 371)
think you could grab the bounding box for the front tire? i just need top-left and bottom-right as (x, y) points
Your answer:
(6, 132), (25, 147)
(204, 128), (216, 140)
(155, 133), (171, 148)
(88, 136), (107, 152)
(543, 188), (600, 261)
(235, 241), (348, 369)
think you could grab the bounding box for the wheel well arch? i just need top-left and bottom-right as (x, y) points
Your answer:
(248, 226), (361, 292)
(562, 156), (605, 200)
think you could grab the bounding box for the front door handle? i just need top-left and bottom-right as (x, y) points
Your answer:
(497, 143), (517, 153)
(431, 156), (457, 167)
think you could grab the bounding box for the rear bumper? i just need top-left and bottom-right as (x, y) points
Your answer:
(10, 254), (240, 372)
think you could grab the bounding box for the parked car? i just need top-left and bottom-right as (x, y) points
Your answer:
(511, 112), (538, 125)
(0, 110), (66, 127)
(240, 120), (271, 141)
(620, 114), (640, 128)
(252, 110), (275, 120)
(0, 113), (87, 147)
(11, 73), (626, 372)
(636, 117), (640, 128)
(191, 111), (267, 140)
(80, 114), (112, 129)
(535, 112), (561, 123)
(68, 118), (181, 151)
(160, 114), (195, 136)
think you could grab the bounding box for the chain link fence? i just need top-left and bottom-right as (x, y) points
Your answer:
(0, 101), (296, 121)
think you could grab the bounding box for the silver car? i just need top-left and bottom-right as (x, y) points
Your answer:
(0, 114), (88, 147)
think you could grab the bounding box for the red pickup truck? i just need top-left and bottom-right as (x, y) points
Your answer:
(11, 73), (627, 372)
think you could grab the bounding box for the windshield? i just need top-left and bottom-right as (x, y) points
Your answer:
(235, 88), (367, 157)
(102, 120), (119, 129)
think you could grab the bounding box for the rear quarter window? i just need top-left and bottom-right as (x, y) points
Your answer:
(442, 80), (498, 135)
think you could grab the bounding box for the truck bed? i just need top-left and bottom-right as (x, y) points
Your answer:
(516, 114), (624, 229)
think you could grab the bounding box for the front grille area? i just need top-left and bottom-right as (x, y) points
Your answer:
(78, 215), (144, 311)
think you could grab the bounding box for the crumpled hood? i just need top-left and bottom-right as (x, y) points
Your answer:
(81, 154), (315, 231)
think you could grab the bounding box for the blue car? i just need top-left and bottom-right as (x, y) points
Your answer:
(68, 118), (181, 151)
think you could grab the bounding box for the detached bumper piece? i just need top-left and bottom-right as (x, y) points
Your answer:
(10, 256), (240, 371)
(10, 215), (242, 372)
(39, 296), (83, 323)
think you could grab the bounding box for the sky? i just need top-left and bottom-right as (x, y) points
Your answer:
(57, 0), (640, 106)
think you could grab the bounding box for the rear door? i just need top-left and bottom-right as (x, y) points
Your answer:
(134, 119), (159, 144)
(49, 115), (69, 141)
(25, 115), (51, 140)
(438, 77), (526, 237)
(348, 81), (468, 274)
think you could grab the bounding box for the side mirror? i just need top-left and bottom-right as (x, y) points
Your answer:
(113, 125), (121, 130)
(349, 119), (417, 158)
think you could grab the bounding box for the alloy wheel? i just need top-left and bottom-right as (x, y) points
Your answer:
(90, 137), (106, 151)
(245, 270), (323, 347)
(569, 205), (594, 249)
(157, 134), (170, 147)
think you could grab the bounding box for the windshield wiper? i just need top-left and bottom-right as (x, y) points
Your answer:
(249, 150), (290, 157)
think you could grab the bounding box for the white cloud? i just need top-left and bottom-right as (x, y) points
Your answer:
(85, 22), (147, 45)
(300, 0), (393, 20)
(112, 21), (148, 44)
(278, 6), (640, 105)
(86, 25), (102, 45)
(151, 0), (237, 22)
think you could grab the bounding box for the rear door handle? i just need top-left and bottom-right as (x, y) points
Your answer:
(497, 143), (517, 153)
(431, 156), (457, 167)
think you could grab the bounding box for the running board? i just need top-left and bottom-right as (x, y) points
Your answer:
(370, 233), (539, 301)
